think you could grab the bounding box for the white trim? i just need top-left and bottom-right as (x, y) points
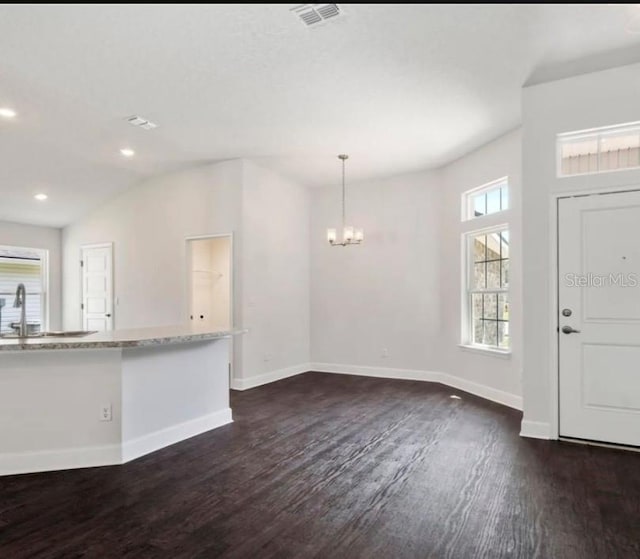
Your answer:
(185, 233), (234, 384)
(0, 408), (233, 476)
(311, 363), (523, 411)
(0, 443), (121, 477)
(520, 420), (552, 440)
(122, 408), (232, 463)
(231, 363), (311, 391)
(0, 244), (50, 333)
(80, 242), (114, 331)
(458, 344), (511, 359)
(550, 184), (640, 441)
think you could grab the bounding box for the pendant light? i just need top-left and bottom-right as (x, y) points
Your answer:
(327, 154), (364, 246)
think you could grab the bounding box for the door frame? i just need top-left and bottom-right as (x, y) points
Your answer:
(185, 233), (234, 382)
(551, 184), (640, 440)
(80, 242), (114, 330)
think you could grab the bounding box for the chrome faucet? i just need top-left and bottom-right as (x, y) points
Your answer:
(13, 283), (27, 337)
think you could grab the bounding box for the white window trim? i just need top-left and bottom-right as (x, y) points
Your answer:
(0, 245), (50, 332)
(556, 120), (640, 178)
(461, 223), (511, 354)
(461, 176), (509, 221)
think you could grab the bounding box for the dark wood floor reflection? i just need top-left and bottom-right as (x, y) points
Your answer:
(1, 372), (639, 558)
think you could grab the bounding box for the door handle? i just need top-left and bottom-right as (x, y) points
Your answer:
(105, 313), (111, 318)
(561, 325), (580, 334)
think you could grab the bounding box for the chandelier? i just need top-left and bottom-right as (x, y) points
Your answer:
(327, 154), (364, 246)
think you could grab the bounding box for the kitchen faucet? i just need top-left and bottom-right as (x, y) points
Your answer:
(13, 283), (27, 337)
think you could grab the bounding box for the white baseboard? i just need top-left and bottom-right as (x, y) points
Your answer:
(310, 362), (440, 383)
(311, 362), (522, 411)
(438, 372), (523, 411)
(0, 408), (233, 477)
(520, 420), (552, 440)
(231, 363), (312, 391)
(122, 407), (233, 463)
(0, 443), (121, 477)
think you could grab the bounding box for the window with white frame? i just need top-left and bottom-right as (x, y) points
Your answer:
(462, 177), (510, 352)
(465, 227), (510, 350)
(557, 122), (640, 177)
(0, 246), (48, 334)
(463, 177), (508, 220)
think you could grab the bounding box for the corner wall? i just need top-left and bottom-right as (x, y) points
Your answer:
(309, 130), (523, 407)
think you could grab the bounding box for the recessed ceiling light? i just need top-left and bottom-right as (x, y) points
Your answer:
(450, 394), (462, 400)
(120, 148), (135, 158)
(0, 107), (17, 119)
(34, 193), (48, 201)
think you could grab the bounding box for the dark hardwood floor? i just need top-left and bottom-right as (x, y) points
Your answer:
(1, 372), (639, 558)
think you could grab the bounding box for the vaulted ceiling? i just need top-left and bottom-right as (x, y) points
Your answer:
(1, 4), (640, 226)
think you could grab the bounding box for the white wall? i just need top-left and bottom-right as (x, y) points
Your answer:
(241, 160), (310, 380)
(63, 159), (245, 372)
(441, 128), (522, 399)
(522, 62), (640, 436)
(63, 158), (311, 382)
(310, 170), (443, 371)
(0, 220), (62, 329)
(310, 130), (522, 405)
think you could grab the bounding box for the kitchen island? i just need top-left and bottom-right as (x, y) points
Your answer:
(0, 325), (244, 476)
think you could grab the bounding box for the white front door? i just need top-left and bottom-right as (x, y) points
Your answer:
(81, 244), (113, 331)
(559, 191), (640, 447)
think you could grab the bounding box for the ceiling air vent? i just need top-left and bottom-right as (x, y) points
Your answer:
(126, 115), (158, 130)
(291, 4), (342, 27)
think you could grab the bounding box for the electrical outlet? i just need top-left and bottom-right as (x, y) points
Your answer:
(100, 403), (112, 422)
(381, 348), (389, 358)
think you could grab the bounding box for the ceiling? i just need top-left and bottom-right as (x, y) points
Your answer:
(1, 4), (640, 227)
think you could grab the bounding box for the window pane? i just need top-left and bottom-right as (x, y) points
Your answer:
(501, 259), (509, 288)
(472, 193), (486, 217)
(500, 230), (509, 259)
(0, 253), (44, 334)
(486, 260), (501, 289)
(473, 235), (487, 262)
(498, 293), (509, 321)
(483, 320), (498, 347)
(486, 188), (501, 215)
(498, 321), (510, 349)
(465, 181), (508, 220)
(500, 186), (509, 211)
(484, 293), (497, 319)
(473, 262), (486, 289)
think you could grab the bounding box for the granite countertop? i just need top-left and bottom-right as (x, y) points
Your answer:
(0, 324), (246, 351)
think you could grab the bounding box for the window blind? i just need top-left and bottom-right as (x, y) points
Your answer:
(0, 257), (43, 333)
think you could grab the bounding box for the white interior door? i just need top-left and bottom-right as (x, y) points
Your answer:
(559, 191), (640, 446)
(81, 244), (113, 331)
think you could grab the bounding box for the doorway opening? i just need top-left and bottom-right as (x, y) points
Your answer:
(186, 235), (232, 329)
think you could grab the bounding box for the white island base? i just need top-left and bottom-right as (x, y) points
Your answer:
(0, 328), (235, 476)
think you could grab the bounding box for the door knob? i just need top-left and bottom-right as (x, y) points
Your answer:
(561, 325), (580, 334)
(105, 313), (111, 318)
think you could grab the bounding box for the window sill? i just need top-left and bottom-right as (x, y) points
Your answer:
(458, 344), (512, 359)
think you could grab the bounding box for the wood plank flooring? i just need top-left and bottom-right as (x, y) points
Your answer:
(1, 372), (639, 558)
